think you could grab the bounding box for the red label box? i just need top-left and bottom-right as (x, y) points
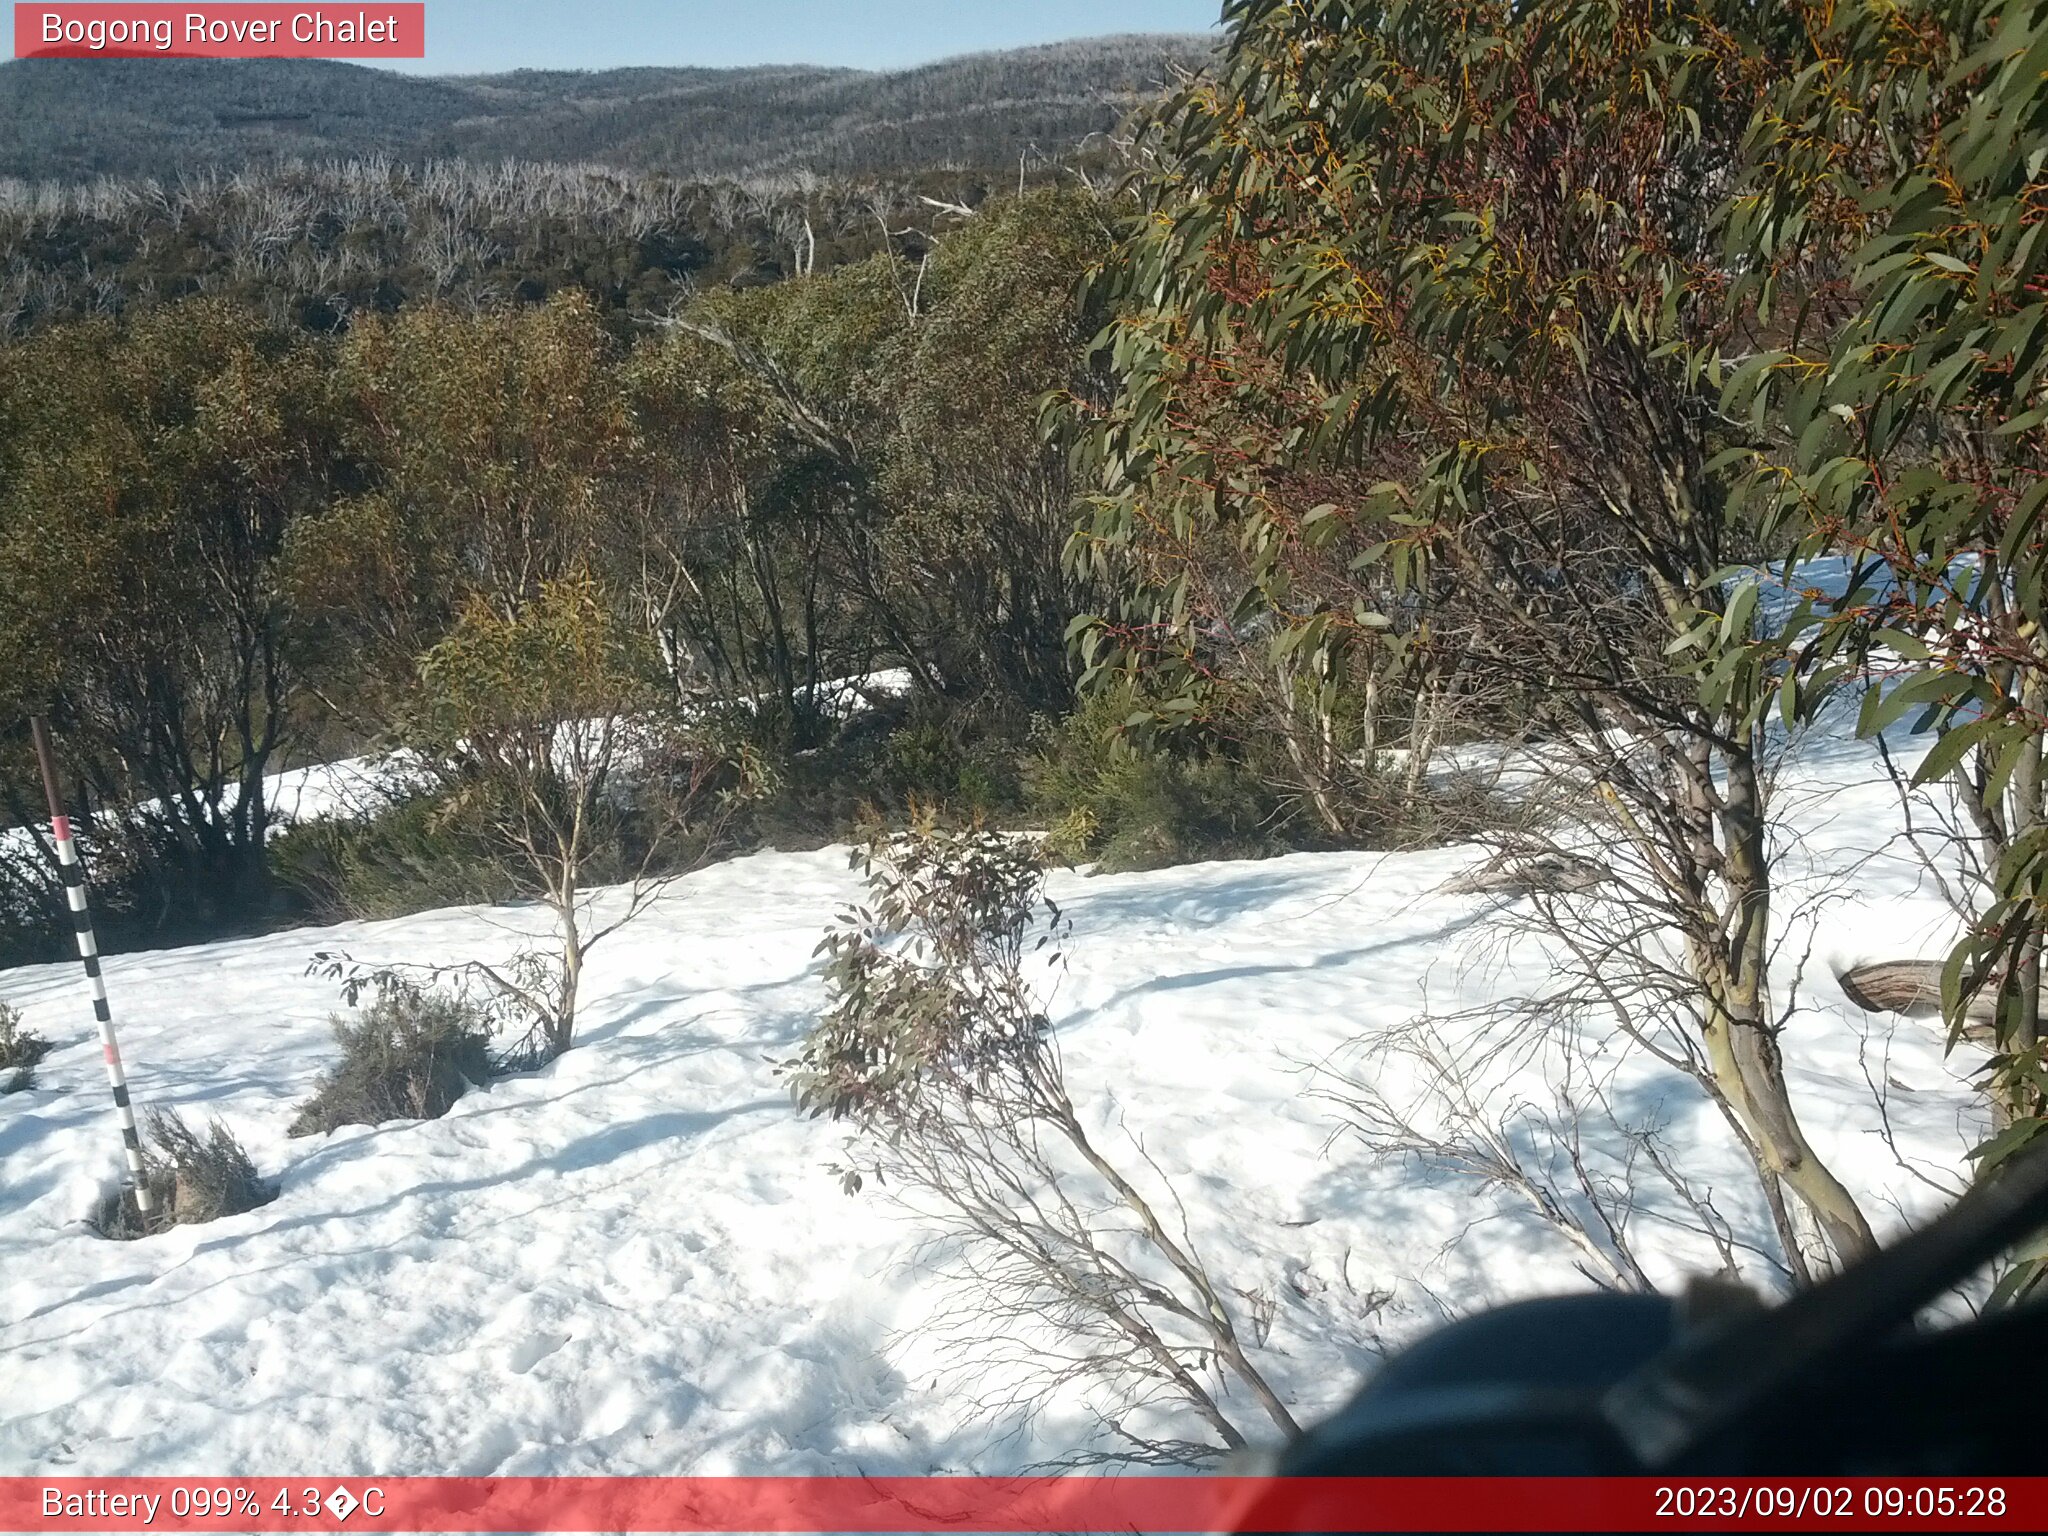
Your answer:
(13, 4), (426, 59)
(3, 1477), (2047, 1533)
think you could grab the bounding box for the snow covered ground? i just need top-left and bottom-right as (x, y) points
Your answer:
(0, 727), (1991, 1476)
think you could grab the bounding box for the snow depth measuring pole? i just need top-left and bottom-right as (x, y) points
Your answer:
(30, 716), (153, 1217)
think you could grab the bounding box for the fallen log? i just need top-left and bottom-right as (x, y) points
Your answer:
(1439, 849), (1611, 898)
(1836, 959), (1997, 1043)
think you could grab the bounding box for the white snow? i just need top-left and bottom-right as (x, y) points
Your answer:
(0, 725), (1992, 1476)
(259, 753), (432, 829)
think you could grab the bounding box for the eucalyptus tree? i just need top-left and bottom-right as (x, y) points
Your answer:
(1725, 0), (2048, 1280)
(0, 300), (344, 938)
(1072, 0), (1876, 1273)
(281, 290), (641, 727)
(648, 190), (1113, 720)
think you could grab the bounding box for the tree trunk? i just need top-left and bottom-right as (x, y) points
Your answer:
(553, 897), (583, 1057)
(1710, 746), (1877, 1270)
(2009, 665), (2046, 1062)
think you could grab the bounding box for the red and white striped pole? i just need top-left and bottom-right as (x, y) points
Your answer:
(30, 717), (153, 1218)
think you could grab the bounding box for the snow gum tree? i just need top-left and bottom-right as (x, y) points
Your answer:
(1071, 0), (1876, 1273)
(639, 190), (1112, 724)
(407, 573), (689, 1060)
(275, 294), (712, 1058)
(282, 291), (642, 729)
(0, 301), (346, 944)
(1723, 0), (2048, 1292)
(788, 821), (1298, 1460)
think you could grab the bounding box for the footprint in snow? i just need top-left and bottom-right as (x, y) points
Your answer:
(506, 1331), (571, 1374)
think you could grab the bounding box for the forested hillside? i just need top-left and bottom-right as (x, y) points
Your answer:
(0, 159), (975, 335)
(0, 36), (1211, 183)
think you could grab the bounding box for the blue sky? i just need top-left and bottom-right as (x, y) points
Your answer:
(383, 2), (1222, 75)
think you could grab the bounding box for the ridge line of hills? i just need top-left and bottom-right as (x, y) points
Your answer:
(0, 34), (1217, 184)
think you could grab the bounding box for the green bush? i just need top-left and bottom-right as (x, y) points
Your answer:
(879, 707), (1023, 819)
(270, 791), (523, 923)
(1027, 688), (1289, 873)
(93, 1108), (275, 1238)
(0, 853), (61, 970)
(0, 816), (290, 967)
(289, 982), (496, 1137)
(0, 999), (49, 1095)
(715, 693), (1029, 850)
(1049, 751), (1287, 873)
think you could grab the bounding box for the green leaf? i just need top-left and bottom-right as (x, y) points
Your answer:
(1910, 718), (1993, 789)
(1718, 580), (1760, 649)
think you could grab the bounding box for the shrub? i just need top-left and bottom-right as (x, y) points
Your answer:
(289, 980), (496, 1137)
(0, 817), (261, 967)
(715, 693), (1030, 851)
(879, 708), (1022, 819)
(1073, 753), (1288, 872)
(784, 822), (1299, 1459)
(269, 791), (523, 924)
(1027, 689), (1288, 872)
(0, 1000), (48, 1095)
(93, 1108), (275, 1238)
(1029, 684), (1527, 870)
(0, 849), (65, 970)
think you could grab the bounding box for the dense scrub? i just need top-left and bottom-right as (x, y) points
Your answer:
(1026, 684), (1293, 872)
(268, 794), (527, 925)
(0, 998), (47, 1093)
(289, 983), (497, 1137)
(0, 190), (1111, 955)
(92, 1109), (275, 1238)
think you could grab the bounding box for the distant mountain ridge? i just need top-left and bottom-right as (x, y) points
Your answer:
(0, 35), (1214, 184)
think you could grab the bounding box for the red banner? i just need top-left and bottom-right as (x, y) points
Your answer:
(12, 5), (425, 59)
(1, 1477), (2044, 1532)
